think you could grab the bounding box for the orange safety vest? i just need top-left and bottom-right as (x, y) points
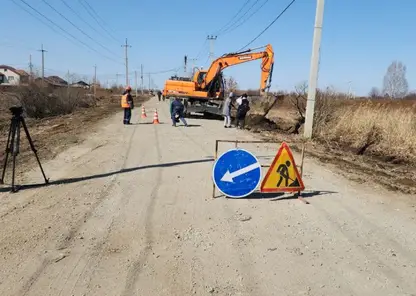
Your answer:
(121, 94), (130, 108)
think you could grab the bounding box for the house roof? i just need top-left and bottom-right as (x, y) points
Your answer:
(15, 69), (29, 76)
(34, 76), (66, 86)
(46, 75), (67, 85)
(0, 65), (29, 76)
(71, 80), (89, 86)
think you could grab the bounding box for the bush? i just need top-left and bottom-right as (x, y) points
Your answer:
(15, 85), (96, 119)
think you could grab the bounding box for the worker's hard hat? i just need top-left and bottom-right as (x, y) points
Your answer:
(126, 86), (132, 91)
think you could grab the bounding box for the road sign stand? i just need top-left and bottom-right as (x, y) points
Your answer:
(295, 143), (309, 204)
(212, 140), (307, 203)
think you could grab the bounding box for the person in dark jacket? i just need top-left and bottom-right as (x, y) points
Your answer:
(170, 98), (188, 127)
(121, 86), (134, 124)
(236, 97), (250, 129)
(157, 90), (162, 101)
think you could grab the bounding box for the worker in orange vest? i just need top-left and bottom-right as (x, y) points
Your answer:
(121, 86), (134, 124)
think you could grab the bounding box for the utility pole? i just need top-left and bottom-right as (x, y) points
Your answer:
(93, 64), (97, 98)
(66, 70), (70, 98)
(188, 57), (197, 76)
(38, 44), (47, 86)
(29, 54), (33, 83)
(66, 70), (70, 92)
(304, 0), (325, 139)
(148, 73), (151, 93)
(207, 35), (217, 63)
(184, 55), (188, 73)
(134, 70), (138, 97)
(140, 64), (144, 94)
(347, 80), (352, 98)
(121, 38), (131, 86)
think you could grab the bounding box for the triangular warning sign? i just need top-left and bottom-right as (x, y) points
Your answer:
(260, 142), (305, 193)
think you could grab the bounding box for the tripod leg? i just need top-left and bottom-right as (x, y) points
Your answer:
(0, 119), (14, 184)
(11, 119), (20, 193)
(21, 118), (49, 184)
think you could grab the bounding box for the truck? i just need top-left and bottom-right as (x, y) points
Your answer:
(162, 44), (274, 116)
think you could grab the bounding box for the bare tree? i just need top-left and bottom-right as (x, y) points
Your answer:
(224, 76), (238, 94)
(382, 61), (409, 99)
(290, 81), (308, 119)
(369, 87), (381, 98)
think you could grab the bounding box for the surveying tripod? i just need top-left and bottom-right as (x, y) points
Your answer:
(0, 106), (49, 192)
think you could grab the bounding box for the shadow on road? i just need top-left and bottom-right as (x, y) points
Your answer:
(138, 122), (166, 125)
(214, 190), (337, 200)
(0, 158), (214, 193)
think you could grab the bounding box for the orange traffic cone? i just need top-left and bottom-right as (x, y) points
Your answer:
(153, 109), (160, 124)
(141, 105), (147, 118)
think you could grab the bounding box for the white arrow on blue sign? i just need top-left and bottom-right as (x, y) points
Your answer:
(212, 148), (262, 198)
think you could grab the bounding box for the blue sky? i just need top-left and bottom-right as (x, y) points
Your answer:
(1, 0), (415, 95)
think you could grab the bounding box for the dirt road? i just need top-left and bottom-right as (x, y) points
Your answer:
(0, 97), (415, 296)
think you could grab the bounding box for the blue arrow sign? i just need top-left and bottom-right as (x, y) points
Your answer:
(212, 148), (262, 198)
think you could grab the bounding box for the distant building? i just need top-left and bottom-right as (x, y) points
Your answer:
(34, 75), (69, 87)
(70, 80), (90, 89)
(46, 75), (68, 86)
(0, 65), (29, 85)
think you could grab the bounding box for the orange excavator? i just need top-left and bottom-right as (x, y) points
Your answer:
(162, 44), (274, 116)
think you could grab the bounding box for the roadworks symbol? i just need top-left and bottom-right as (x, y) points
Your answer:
(260, 142), (305, 193)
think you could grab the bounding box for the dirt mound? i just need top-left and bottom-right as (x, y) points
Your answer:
(244, 114), (278, 132)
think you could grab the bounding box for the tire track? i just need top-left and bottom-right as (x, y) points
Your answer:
(19, 123), (141, 296)
(171, 118), (257, 294)
(121, 124), (163, 296)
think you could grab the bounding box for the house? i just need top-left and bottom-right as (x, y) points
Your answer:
(34, 75), (68, 87)
(0, 65), (29, 85)
(46, 75), (68, 86)
(70, 80), (90, 89)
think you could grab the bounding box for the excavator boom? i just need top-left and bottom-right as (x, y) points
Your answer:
(162, 43), (275, 117)
(200, 44), (274, 93)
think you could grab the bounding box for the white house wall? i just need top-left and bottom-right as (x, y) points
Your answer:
(0, 68), (20, 85)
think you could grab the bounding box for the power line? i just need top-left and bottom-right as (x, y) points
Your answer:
(238, 0), (297, 51)
(195, 40), (208, 60)
(82, 0), (117, 34)
(145, 67), (180, 75)
(131, 67), (181, 75)
(221, 0), (270, 35)
(13, 0), (123, 65)
(9, 0), (76, 45)
(219, 0), (261, 36)
(78, 0), (120, 43)
(41, 0), (120, 58)
(59, 0), (115, 43)
(215, 0), (251, 35)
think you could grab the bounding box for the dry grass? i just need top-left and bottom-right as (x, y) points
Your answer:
(12, 85), (96, 119)
(246, 88), (416, 164)
(319, 101), (416, 162)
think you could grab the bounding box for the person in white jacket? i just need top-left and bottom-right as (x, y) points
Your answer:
(236, 93), (248, 106)
(222, 92), (235, 128)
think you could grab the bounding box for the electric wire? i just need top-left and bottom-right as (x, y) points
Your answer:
(195, 40), (208, 60)
(78, 0), (120, 43)
(215, 0), (251, 35)
(10, 0), (77, 46)
(221, 0), (270, 35)
(238, 0), (296, 51)
(145, 67), (182, 75)
(219, 0), (261, 36)
(14, 0), (124, 65)
(59, 0), (114, 43)
(41, 0), (121, 58)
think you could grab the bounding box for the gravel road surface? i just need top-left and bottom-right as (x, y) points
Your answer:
(0, 97), (415, 296)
